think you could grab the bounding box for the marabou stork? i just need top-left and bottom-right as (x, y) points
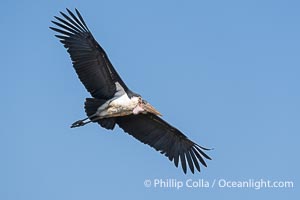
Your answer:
(50, 9), (211, 174)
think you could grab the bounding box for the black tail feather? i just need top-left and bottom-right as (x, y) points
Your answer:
(84, 98), (106, 117)
(84, 98), (116, 130)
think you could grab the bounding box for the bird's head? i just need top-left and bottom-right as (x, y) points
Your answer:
(132, 96), (162, 116)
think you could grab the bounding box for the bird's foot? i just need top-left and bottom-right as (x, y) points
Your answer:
(71, 120), (85, 128)
(70, 118), (90, 128)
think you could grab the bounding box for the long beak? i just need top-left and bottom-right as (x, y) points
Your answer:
(144, 103), (162, 116)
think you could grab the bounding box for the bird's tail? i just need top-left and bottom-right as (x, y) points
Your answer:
(84, 98), (116, 130)
(84, 98), (106, 117)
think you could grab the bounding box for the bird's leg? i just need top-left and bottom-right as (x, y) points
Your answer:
(70, 117), (91, 128)
(70, 110), (133, 128)
(70, 113), (102, 128)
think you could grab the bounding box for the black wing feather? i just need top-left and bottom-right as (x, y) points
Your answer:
(50, 9), (129, 99)
(190, 150), (201, 172)
(179, 144), (187, 174)
(186, 151), (194, 174)
(116, 114), (211, 174)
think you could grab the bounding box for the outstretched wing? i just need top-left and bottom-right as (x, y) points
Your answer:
(50, 8), (129, 99)
(116, 114), (211, 174)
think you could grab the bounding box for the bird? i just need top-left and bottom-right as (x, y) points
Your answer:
(50, 8), (211, 174)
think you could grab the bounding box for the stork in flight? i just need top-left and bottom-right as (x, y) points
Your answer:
(50, 8), (211, 174)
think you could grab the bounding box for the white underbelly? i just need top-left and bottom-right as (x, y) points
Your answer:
(110, 94), (131, 107)
(95, 81), (140, 118)
(95, 94), (137, 117)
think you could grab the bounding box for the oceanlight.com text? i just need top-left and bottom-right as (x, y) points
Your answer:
(144, 178), (294, 190)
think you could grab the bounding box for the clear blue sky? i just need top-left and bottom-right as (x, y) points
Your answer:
(1, 0), (299, 199)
